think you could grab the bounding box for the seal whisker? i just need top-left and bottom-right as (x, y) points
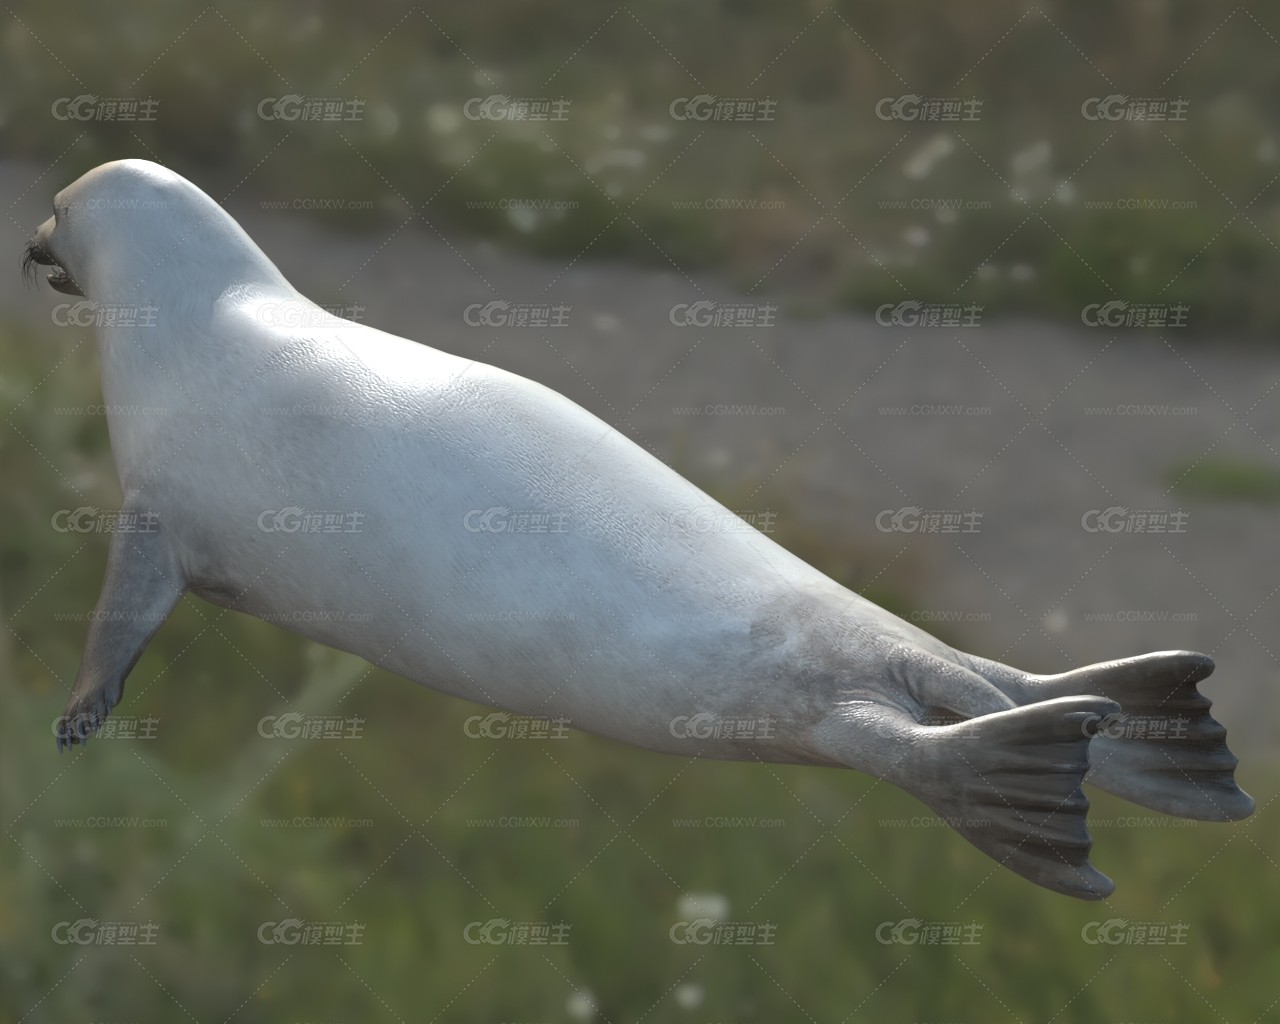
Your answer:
(21, 241), (47, 287)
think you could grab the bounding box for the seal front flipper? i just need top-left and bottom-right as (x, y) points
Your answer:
(57, 518), (184, 751)
(848, 695), (1121, 899)
(1022, 652), (1254, 822)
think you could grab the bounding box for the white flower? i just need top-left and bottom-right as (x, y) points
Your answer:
(566, 989), (597, 1021)
(903, 133), (954, 181)
(674, 983), (704, 1009)
(903, 225), (931, 248)
(677, 891), (729, 920)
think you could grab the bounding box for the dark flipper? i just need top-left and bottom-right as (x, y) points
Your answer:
(1030, 651), (1254, 821)
(879, 695), (1121, 899)
(56, 522), (183, 751)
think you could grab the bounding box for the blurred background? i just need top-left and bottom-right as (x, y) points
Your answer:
(2, 1), (1278, 1020)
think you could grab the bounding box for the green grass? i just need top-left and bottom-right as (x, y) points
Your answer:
(2, 673), (1275, 1022)
(1168, 456), (1280, 502)
(4, 1), (1280, 332)
(2, 317), (1276, 1021)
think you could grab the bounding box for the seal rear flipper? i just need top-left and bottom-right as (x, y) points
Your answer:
(891, 695), (1121, 899)
(1030, 651), (1254, 821)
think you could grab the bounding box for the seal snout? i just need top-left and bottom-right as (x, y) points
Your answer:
(21, 239), (54, 282)
(22, 238), (81, 295)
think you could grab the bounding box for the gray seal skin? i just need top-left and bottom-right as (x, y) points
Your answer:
(24, 159), (1254, 899)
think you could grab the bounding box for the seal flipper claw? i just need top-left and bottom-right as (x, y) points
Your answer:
(55, 522), (183, 753)
(896, 695), (1121, 899)
(1032, 651), (1255, 821)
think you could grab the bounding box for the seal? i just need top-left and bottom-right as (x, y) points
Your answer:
(24, 159), (1253, 898)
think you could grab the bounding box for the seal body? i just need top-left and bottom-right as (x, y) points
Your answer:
(168, 323), (955, 763)
(27, 160), (1253, 899)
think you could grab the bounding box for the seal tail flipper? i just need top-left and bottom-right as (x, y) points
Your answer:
(1029, 651), (1255, 822)
(884, 695), (1121, 899)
